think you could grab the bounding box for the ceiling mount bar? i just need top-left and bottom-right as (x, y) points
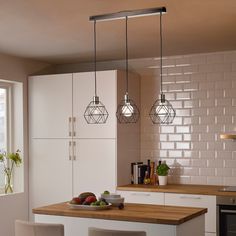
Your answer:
(89, 7), (166, 22)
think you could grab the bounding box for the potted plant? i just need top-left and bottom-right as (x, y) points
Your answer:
(157, 162), (170, 186)
(0, 150), (22, 193)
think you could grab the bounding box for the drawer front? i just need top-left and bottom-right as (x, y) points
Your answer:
(117, 191), (164, 205)
(165, 193), (216, 233)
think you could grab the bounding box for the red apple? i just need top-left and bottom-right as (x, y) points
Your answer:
(70, 197), (81, 205)
(85, 196), (97, 204)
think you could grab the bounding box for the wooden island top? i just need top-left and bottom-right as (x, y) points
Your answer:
(33, 202), (207, 225)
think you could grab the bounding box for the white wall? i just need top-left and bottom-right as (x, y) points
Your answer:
(0, 53), (49, 236)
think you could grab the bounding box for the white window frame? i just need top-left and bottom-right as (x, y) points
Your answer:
(0, 82), (13, 193)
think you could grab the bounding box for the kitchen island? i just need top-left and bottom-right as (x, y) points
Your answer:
(33, 202), (207, 236)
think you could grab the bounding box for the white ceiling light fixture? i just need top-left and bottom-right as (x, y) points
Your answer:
(84, 20), (109, 124)
(149, 10), (176, 124)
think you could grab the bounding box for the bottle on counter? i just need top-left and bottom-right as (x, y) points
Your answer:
(143, 171), (151, 185)
(156, 160), (162, 185)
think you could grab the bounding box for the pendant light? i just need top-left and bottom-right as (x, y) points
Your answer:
(149, 11), (175, 124)
(84, 20), (109, 124)
(116, 16), (140, 123)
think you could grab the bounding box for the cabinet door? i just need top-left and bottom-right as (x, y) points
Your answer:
(29, 74), (73, 138)
(165, 193), (216, 233)
(116, 191), (164, 205)
(29, 139), (73, 210)
(73, 139), (116, 197)
(73, 71), (117, 139)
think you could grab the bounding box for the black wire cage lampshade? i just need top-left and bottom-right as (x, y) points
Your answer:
(149, 11), (175, 124)
(84, 20), (109, 124)
(116, 16), (140, 124)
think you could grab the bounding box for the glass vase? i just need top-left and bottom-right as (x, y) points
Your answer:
(5, 171), (13, 194)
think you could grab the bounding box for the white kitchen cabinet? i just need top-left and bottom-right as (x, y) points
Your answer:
(165, 193), (216, 234)
(29, 139), (73, 209)
(117, 191), (164, 205)
(73, 139), (116, 196)
(29, 70), (140, 218)
(73, 71), (117, 139)
(28, 73), (72, 138)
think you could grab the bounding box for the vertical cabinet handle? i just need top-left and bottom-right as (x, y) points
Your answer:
(69, 141), (72, 160)
(73, 141), (76, 160)
(73, 117), (76, 137)
(68, 117), (72, 136)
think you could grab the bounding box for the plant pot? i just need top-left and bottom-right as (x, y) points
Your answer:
(158, 175), (168, 186)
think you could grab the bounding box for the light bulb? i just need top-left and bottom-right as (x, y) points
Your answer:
(122, 102), (134, 117)
(92, 106), (101, 115)
(156, 106), (166, 116)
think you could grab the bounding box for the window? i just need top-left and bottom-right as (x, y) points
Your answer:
(0, 87), (8, 190)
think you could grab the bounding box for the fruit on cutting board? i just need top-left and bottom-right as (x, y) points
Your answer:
(70, 197), (81, 205)
(78, 192), (96, 203)
(85, 196), (97, 204)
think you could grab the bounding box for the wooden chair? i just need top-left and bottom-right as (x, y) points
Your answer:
(15, 220), (64, 236)
(88, 227), (146, 236)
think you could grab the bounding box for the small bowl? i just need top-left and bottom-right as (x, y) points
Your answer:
(101, 193), (121, 199)
(101, 197), (125, 206)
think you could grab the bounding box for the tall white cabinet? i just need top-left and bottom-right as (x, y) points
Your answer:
(29, 70), (140, 216)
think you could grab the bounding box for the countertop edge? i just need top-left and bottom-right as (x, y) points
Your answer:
(33, 202), (207, 226)
(116, 184), (236, 196)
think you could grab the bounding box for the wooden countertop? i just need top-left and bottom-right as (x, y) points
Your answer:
(117, 184), (236, 196)
(33, 202), (207, 225)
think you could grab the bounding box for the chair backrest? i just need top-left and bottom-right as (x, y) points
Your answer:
(88, 227), (146, 236)
(15, 220), (64, 236)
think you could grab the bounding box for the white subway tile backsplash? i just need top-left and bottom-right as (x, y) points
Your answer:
(216, 98), (232, 107)
(176, 92), (191, 100)
(207, 176), (223, 185)
(217, 151), (232, 159)
(176, 142), (190, 149)
(199, 99), (215, 107)
(168, 134), (182, 141)
(207, 72), (224, 81)
(176, 109), (191, 117)
(216, 168), (233, 177)
(161, 142), (175, 150)
(141, 50), (236, 185)
(207, 90), (224, 99)
(176, 126), (190, 133)
(183, 150), (199, 158)
(200, 150), (216, 159)
(207, 54), (224, 64)
(161, 126), (175, 133)
(207, 159), (224, 168)
(208, 107), (225, 116)
(216, 81), (232, 89)
(200, 168), (215, 176)
(223, 177), (236, 186)
(192, 159), (207, 167)
(192, 142), (208, 150)
(224, 160), (236, 168)
(191, 176), (207, 184)
(168, 150), (182, 158)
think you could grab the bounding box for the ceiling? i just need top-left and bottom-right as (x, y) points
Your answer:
(0, 0), (235, 64)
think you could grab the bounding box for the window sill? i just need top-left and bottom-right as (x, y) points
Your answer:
(0, 188), (23, 197)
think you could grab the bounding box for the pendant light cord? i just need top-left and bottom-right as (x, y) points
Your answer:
(160, 12), (163, 94)
(94, 20), (97, 97)
(125, 16), (129, 95)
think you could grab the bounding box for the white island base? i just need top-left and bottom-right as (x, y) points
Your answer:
(35, 214), (205, 236)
